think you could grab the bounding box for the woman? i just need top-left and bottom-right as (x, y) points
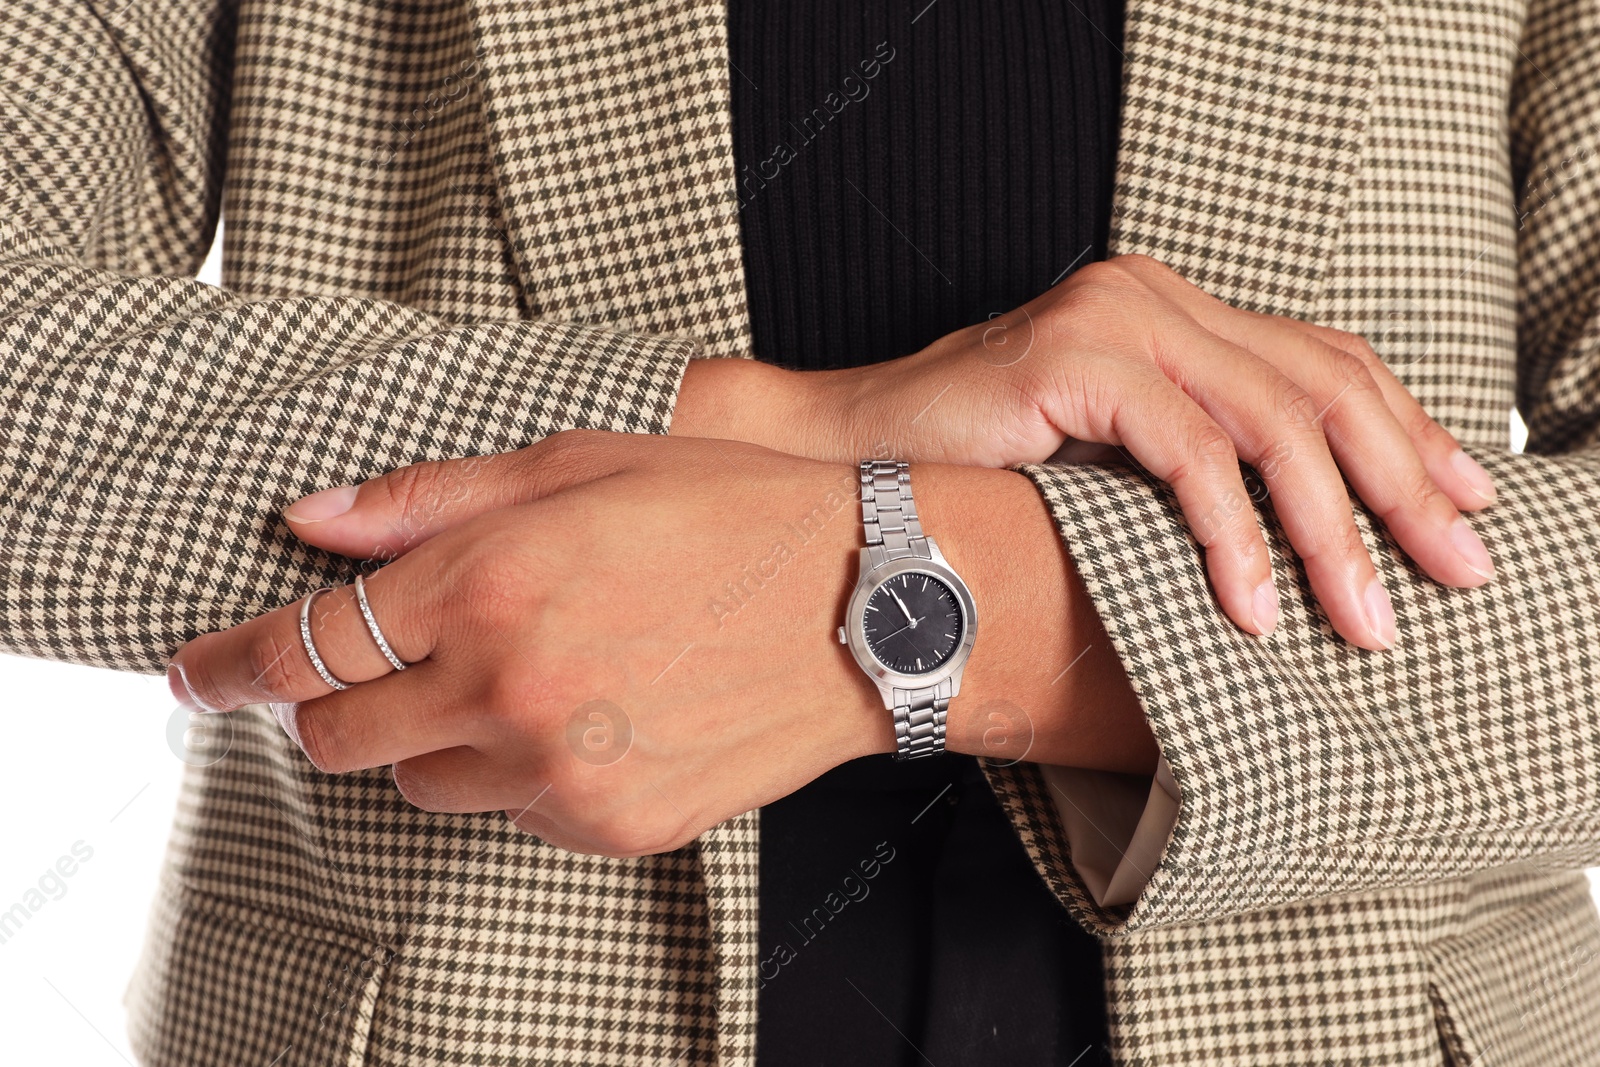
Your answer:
(3, 1), (1596, 1064)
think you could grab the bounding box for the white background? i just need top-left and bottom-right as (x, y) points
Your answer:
(1, 232), (1594, 1063)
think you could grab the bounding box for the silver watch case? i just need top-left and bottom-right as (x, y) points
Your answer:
(840, 538), (978, 707)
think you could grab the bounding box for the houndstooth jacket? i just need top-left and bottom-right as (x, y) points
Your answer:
(3, 0), (1599, 1063)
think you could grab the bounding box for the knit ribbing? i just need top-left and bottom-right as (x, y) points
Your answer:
(730, 0), (1124, 369)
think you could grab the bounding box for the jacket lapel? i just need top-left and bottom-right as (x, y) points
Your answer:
(464, 0), (751, 359)
(1109, 0), (1390, 316)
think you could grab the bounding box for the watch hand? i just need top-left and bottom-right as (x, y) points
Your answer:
(890, 588), (916, 626)
(878, 619), (916, 643)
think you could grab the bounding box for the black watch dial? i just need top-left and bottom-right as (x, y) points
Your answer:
(862, 572), (964, 675)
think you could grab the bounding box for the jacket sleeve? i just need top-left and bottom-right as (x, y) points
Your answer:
(983, 0), (1600, 935)
(0, 3), (694, 673)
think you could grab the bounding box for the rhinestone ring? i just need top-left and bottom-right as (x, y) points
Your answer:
(299, 586), (352, 691)
(354, 573), (408, 672)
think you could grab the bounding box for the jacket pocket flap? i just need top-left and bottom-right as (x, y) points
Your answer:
(126, 879), (392, 1067)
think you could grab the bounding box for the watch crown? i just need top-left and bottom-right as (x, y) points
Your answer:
(837, 625), (847, 645)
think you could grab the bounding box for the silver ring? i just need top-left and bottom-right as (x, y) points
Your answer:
(299, 587), (351, 691)
(354, 573), (407, 672)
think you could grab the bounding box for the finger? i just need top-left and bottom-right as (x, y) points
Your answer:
(172, 556), (439, 713)
(1089, 367), (1279, 638)
(393, 749), (616, 857)
(392, 745), (550, 815)
(283, 428), (639, 560)
(1145, 325), (1399, 650)
(1287, 321), (1498, 511)
(1117, 257), (1496, 512)
(277, 659), (472, 773)
(1262, 332), (1492, 587)
(1166, 306), (1492, 589)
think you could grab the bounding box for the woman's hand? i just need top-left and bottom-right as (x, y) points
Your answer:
(675, 253), (1498, 650)
(167, 432), (1156, 856)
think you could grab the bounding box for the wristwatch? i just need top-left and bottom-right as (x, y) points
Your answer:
(837, 459), (978, 759)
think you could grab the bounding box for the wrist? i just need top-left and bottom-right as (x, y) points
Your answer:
(912, 464), (1157, 774)
(785, 459), (901, 762)
(671, 356), (864, 460)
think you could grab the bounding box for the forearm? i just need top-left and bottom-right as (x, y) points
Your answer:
(1005, 443), (1600, 930)
(0, 224), (695, 672)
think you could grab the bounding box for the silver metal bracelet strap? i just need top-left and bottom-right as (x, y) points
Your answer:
(892, 679), (951, 760)
(859, 460), (948, 760)
(860, 459), (927, 563)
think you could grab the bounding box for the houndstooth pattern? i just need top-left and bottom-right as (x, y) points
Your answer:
(2, 2), (750, 1065)
(984, 0), (1600, 1064)
(1, 0), (1598, 1064)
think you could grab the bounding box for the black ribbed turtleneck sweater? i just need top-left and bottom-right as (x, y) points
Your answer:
(729, 2), (1125, 1065)
(732, 0), (1123, 368)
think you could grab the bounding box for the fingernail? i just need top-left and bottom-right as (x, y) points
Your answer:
(1449, 449), (1496, 504)
(166, 662), (188, 705)
(285, 484), (358, 524)
(1449, 516), (1495, 580)
(167, 661), (219, 713)
(1252, 579), (1279, 635)
(1362, 578), (1397, 650)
